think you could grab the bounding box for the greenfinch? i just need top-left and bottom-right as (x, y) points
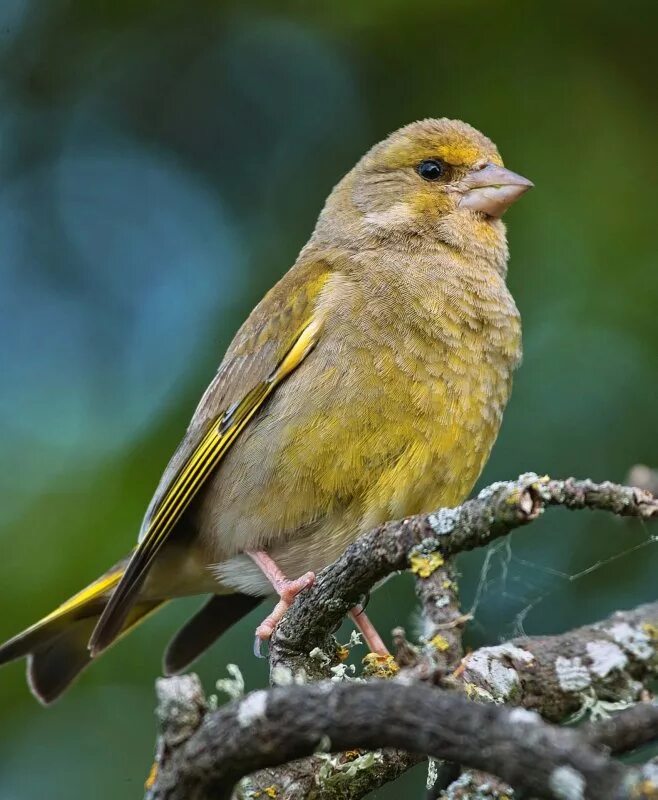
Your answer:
(0, 118), (531, 703)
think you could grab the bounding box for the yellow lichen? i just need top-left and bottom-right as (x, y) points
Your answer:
(409, 551), (444, 578)
(441, 579), (454, 590)
(144, 762), (158, 791)
(250, 788), (278, 799)
(631, 779), (658, 799)
(362, 653), (400, 679)
(642, 623), (658, 641)
(429, 634), (450, 652)
(336, 645), (350, 662)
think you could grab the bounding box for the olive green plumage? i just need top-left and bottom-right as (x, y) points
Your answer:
(0, 118), (530, 702)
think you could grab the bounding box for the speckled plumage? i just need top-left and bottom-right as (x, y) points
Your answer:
(0, 118), (528, 701)
(203, 247), (521, 596)
(146, 118), (523, 597)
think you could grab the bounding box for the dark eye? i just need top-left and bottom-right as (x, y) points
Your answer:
(417, 159), (445, 181)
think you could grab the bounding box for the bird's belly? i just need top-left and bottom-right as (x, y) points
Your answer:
(210, 401), (495, 597)
(200, 352), (509, 590)
(210, 509), (375, 596)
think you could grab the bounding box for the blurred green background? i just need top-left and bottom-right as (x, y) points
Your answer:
(0, 1), (656, 797)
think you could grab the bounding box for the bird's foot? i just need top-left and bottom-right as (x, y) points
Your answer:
(253, 572), (315, 643)
(247, 550), (315, 655)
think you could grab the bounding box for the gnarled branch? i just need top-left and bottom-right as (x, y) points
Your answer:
(148, 677), (658, 800)
(146, 474), (658, 800)
(270, 474), (657, 674)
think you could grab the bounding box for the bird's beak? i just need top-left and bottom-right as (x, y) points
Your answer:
(458, 163), (533, 218)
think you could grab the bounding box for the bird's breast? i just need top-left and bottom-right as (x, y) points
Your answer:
(199, 254), (521, 582)
(335, 268), (521, 527)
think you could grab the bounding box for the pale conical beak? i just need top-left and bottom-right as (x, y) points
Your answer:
(458, 163), (533, 218)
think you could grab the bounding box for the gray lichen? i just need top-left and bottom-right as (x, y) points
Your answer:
(585, 640), (628, 678)
(508, 707), (541, 725)
(215, 663), (245, 700)
(428, 507), (460, 535)
(309, 647), (333, 667)
(554, 656), (592, 692)
(316, 750), (383, 791)
(271, 665), (308, 686)
(442, 771), (514, 799)
(237, 690), (268, 728)
(548, 765), (585, 800)
(155, 674), (207, 747)
(464, 644), (534, 702)
(606, 621), (653, 660)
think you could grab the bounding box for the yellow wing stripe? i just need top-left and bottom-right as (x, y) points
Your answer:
(140, 317), (320, 558)
(0, 567), (127, 667)
(136, 384), (270, 572)
(5, 568), (125, 650)
(89, 317), (321, 653)
(144, 423), (224, 542)
(46, 570), (123, 620)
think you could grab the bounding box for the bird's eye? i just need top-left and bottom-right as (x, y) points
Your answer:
(417, 159), (446, 181)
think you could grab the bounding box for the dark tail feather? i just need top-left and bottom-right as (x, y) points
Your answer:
(26, 617), (98, 705)
(25, 600), (164, 705)
(0, 561), (165, 704)
(163, 593), (261, 676)
(0, 566), (124, 669)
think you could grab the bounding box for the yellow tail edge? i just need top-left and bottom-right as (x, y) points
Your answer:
(0, 564), (166, 704)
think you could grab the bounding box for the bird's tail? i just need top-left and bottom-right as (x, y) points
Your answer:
(0, 560), (165, 705)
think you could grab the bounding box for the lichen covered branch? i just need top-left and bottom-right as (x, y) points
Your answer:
(148, 676), (658, 800)
(146, 475), (658, 800)
(270, 474), (657, 668)
(460, 601), (658, 717)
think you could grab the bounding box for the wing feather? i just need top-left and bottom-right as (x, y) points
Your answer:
(89, 315), (322, 655)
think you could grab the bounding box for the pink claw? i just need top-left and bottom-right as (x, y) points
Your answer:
(245, 550), (389, 657)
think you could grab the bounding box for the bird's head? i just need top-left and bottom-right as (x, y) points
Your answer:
(313, 118), (532, 271)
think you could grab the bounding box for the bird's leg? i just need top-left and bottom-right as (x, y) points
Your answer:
(246, 551), (389, 658)
(246, 550), (315, 651)
(349, 606), (389, 655)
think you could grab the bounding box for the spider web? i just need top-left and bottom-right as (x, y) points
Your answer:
(465, 521), (657, 640)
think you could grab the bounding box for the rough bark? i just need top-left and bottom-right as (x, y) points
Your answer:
(144, 474), (658, 800)
(269, 474), (657, 675)
(148, 677), (658, 800)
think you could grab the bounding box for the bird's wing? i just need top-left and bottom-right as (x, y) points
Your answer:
(89, 257), (333, 655)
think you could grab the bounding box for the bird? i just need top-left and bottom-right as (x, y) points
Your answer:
(0, 118), (531, 704)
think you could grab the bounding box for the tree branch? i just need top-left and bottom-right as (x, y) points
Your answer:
(146, 474), (658, 800)
(440, 601), (658, 800)
(459, 601), (658, 719)
(148, 677), (658, 800)
(584, 700), (658, 754)
(270, 474), (657, 673)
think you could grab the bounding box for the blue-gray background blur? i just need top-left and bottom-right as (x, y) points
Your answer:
(1, 1), (656, 797)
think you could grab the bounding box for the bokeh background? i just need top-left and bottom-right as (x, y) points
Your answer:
(1, 1), (657, 797)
